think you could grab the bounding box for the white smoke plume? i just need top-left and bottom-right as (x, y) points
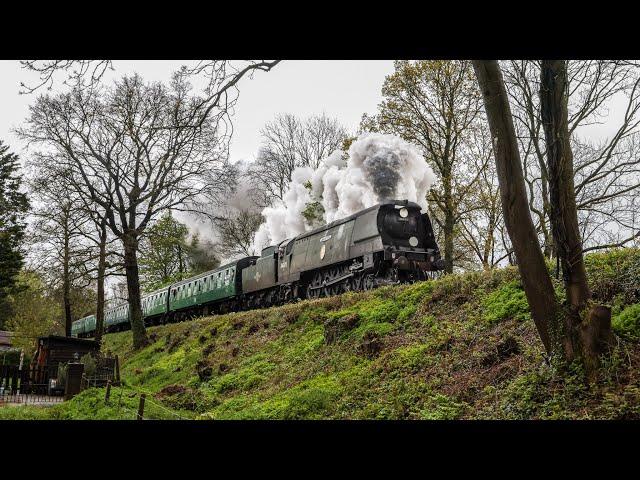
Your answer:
(251, 133), (436, 252)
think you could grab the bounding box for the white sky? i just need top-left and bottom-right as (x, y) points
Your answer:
(1, 59), (625, 168)
(0, 60), (395, 163)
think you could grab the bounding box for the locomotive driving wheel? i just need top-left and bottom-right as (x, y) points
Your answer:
(363, 274), (376, 291)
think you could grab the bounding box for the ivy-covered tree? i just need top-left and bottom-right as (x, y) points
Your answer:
(187, 233), (221, 274)
(0, 141), (29, 328)
(139, 213), (220, 290)
(139, 213), (190, 290)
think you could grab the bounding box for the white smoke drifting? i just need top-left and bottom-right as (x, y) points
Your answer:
(251, 133), (437, 252)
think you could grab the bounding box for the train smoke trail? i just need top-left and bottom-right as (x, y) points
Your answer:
(251, 133), (436, 252)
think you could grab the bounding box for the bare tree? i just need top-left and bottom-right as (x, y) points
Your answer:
(472, 60), (559, 354)
(539, 60), (613, 371)
(474, 60), (614, 376)
(27, 158), (122, 341)
(19, 64), (277, 348)
(457, 128), (505, 269)
(20, 60), (114, 94)
(503, 60), (640, 255)
(28, 166), (94, 336)
(247, 113), (349, 207)
(362, 60), (484, 273)
(214, 209), (264, 258)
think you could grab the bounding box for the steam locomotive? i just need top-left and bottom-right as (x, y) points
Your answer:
(71, 200), (444, 337)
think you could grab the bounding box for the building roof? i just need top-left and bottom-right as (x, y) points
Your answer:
(0, 331), (13, 348)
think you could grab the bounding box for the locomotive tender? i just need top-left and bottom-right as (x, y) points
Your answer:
(72, 200), (444, 338)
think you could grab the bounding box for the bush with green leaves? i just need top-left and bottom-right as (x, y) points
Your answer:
(612, 303), (640, 340)
(80, 353), (97, 378)
(56, 362), (68, 388)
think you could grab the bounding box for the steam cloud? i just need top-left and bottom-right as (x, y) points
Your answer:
(251, 133), (436, 252)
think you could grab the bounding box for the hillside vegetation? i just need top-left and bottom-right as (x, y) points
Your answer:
(3, 248), (640, 420)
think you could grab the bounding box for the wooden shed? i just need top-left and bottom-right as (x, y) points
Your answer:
(33, 335), (100, 367)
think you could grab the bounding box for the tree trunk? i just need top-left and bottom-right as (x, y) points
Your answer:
(539, 170), (554, 258)
(443, 212), (455, 274)
(178, 244), (184, 275)
(539, 60), (613, 369)
(94, 219), (107, 345)
(443, 175), (455, 274)
(473, 60), (560, 355)
(123, 231), (148, 349)
(63, 213), (72, 337)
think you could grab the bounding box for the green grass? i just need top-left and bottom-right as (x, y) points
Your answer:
(482, 280), (530, 325)
(3, 248), (640, 420)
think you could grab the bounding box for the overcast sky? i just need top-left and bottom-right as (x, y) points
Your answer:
(0, 60), (395, 163)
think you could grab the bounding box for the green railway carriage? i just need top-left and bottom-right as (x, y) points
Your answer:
(105, 302), (130, 331)
(84, 315), (96, 334)
(141, 287), (170, 319)
(71, 317), (84, 337)
(71, 315), (96, 338)
(168, 257), (257, 316)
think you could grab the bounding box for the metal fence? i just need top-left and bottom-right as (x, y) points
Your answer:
(0, 391), (65, 406)
(1, 356), (120, 407)
(0, 363), (64, 405)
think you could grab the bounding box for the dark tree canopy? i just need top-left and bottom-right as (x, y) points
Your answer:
(139, 212), (219, 290)
(0, 141), (29, 327)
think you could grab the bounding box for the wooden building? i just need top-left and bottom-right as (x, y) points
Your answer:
(33, 335), (100, 366)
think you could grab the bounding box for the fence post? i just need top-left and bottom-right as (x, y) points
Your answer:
(114, 355), (121, 385)
(137, 394), (146, 420)
(105, 380), (111, 404)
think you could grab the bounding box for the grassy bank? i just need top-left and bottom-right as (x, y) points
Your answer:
(3, 248), (639, 420)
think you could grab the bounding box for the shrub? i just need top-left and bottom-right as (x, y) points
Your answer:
(80, 353), (97, 378)
(612, 303), (640, 340)
(586, 248), (640, 304)
(386, 344), (431, 372)
(56, 362), (68, 388)
(419, 393), (467, 420)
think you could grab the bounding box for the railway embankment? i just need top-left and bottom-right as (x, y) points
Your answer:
(3, 248), (640, 420)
